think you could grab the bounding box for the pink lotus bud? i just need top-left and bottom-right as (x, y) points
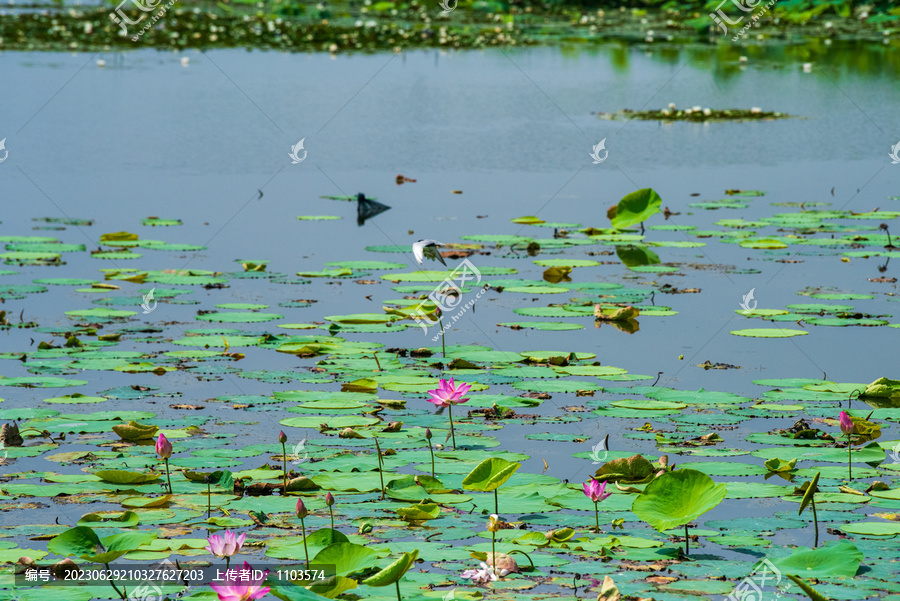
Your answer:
(155, 433), (172, 460)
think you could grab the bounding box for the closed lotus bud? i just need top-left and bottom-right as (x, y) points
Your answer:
(278, 431), (287, 444)
(155, 433), (172, 460)
(296, 498), (308, 519)
(425, 428), (432, 440)
(326, 492), (335, 507)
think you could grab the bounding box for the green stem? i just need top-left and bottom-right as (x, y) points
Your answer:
(375, 437), (385, 500)
(848, 433), (852, 481)
(447, 403), (457, 450)
(206, 479), (211, 519)
(684, 524), (689, 556)
(300, 517), (309, 569)
(395, 580), (402, 601)
(594, 501), (599, 533)
(494, 489), (499, 516)
(105, 563), (127, 600)
(281, 441), (288, 491)
(427, 439), (435, 479)
(329, 505), (334, 531)
(491, 531), (496, 567)
(164, 458), (173, 494)
(439, 319), (445, 358)
(225, 556), (231, 571)
(812, 495), (819, 548)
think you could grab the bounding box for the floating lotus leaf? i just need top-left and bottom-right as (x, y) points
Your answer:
(631, 469), (727, 532)
(112, 420), (158, 441)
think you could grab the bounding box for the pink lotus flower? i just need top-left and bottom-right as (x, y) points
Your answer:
(583, 478), (611, 503)
(155, 433), (172, 460)
(426, 377), (471, 407)
(839, 411), (855, 436)
(461, 562), (508, 583)
(209, 562), (269, 601)
(206, 530), (246, 558)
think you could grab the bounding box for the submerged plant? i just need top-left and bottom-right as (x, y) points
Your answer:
(583, 478), (612, 533)
(426, 377), (472, 450)
(155, 433), (173, 494)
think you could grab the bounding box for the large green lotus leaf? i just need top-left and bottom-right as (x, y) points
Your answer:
(94, 470), (161, 484)
(462, 457), (521, 492)
(312, 543), (378, 577)
(77, 511), (140, 528)
(594, 454), (656, 483)
(396, 504), (441, 521)
(611, 188), (662, 230)
(840, 521), (900, 535)
(631, 469), (727, 531)
(615, 245), (660, 267)
(861, 377), (900, 400)
(361, 550), (419, 587)
(112, 420), (158, 441)
(766, 541), (862, 577)
(48, 527), (156, 563)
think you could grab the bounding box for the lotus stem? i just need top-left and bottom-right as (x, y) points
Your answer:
(225, 556), (231, 571)
(164, 458), (173, 494)
(329, 504), (334, 531)
(281, 440), (289, 491)
(427, 438), (435, 479)
(491, 530), (496, 568)
(105, 563), (127, 599)
(594, 500), (600, 533)
(684, 524), (689, 556)
(300, 517), (309, 568)
(847, 432), (852, 481)
(395, 580), (402, 601)
(494, 489), (499, 516)
(373, 351), (382, 371)
(439, 318), (446, 358)
(507, 549), (534, 569)
(375, 437), (385, 500)
(206, 478), (211, 519)
(447, 404), (457, 450)
(812, 495), (819, 548)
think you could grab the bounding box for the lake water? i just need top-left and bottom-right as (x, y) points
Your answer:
(2, 42), (900, 598)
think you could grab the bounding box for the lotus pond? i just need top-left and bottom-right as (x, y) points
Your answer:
(2, 33), (900, 601)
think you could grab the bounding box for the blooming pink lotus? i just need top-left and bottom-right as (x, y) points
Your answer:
(209, 562), (270, 601)
(583, 478), (611, 503)
(461, 562), (508, 583)
(206, 530), (246, 558)
(583, 478), (611, 532)
(426, 377), (472, 450)
(426, 377), (471, 407)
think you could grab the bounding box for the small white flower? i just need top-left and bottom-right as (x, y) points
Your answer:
(692, 105), (701, 111)
(739, 55), (747, 62)
(96, 59), (106, 67)
(802, 62), (812, 72)
(750, 107), (761, 114)
(180, 57), (189, 66)
(668, 102), (675, 109)
(703, 108), (711, 116)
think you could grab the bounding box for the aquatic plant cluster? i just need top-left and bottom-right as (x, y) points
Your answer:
(1, 186), (900, 599)
(0, 0), (896, 53)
